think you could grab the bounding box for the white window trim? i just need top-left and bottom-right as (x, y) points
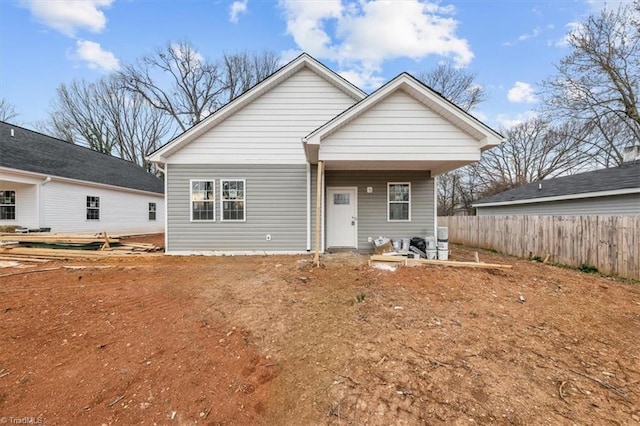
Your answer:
(190, 179), (216, 222)
(220, 179), (246, 222)
(86, 195), (100, 221)
(148, 202), (157, 221)
(0, 190), (16, 221)
(387, 182), (411, 222)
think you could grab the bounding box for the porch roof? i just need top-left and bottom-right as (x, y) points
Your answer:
(303, 73), (503, 175)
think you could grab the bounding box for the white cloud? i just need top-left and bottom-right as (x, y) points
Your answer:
(553, 21), (583, 47)
(278, 0), (473, 90)
(229, 0), (248, 23)
(20, 0), (113, 37)
(495, 111), (538, 130)
(507, 81), (537, 103)
(339, 67), (385, 90)
(503, 27), (542, 46)
(73, 40), (120, 72)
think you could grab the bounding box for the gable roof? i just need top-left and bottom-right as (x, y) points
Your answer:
(303, 72), (504, 162)
(0, 121), (164, 194)
(473, 162), (640, 207)
(147, 53), (367, 163)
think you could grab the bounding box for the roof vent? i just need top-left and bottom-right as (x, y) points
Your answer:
(10, 128), (14, 137)
(622, 145), (640, 164)
(538, 183), (542, 190)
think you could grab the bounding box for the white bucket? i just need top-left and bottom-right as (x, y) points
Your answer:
(401, 238), (410, 251)
(392, 239), (400, 251)
(426, 249), (437, 260)
(437, 249), (449, 260)
(437, 226), (448, 241)
(425, 236), (436, 250)
(437, 241), (449, 251)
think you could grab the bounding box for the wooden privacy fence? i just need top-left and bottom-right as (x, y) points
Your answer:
(438, 216), (639, 280)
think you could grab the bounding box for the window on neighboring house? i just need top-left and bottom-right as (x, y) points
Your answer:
(221, 179), (245, 221)
(149, 202), (157, 221)
(388, 183), (411, 221)
(86, 196), (100, 221)
(191, 180), (215, 221)
(0, 190), (16, 220)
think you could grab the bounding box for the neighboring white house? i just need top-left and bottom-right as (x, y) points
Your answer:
(0, 121), (165, 234)
(147, 53), (503, 255)
(473, 148), (640, 216)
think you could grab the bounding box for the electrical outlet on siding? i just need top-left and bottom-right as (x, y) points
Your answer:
(266, 234), (271, 241)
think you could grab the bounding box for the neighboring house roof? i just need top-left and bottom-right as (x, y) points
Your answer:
(302, 73), (504, 171)
(0, 121), (164, 194)
(473, 162), (640, 207)
(147, 53), (367, 163)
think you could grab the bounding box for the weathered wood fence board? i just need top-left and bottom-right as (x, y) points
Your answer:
(438, 216), (639, 280)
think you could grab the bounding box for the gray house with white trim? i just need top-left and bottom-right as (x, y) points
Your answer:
(0, 122), (165, 234)
(473, 158), (640, 216)
(147, 54), (503, 254)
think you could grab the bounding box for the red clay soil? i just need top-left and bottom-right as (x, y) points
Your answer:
(0, 237), (638, 425)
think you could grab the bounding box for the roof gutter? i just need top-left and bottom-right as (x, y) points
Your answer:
(473, 187), (640, 208)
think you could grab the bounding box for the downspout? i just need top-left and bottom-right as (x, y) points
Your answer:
(148, 159), (167, 253)
(163, 164), (168, 253)
(313, 160), (324, 266)
(433, 174), (438, 238)
(321, 165), (325, 253)
(306, 162), (311, 251)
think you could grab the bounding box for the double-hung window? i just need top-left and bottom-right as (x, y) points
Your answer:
(148, 202), (157, 221)
(0, 190), (16, 220)
(191, 180), (215, 221)
(387, 183), (410, 221)
(221, 179), (245, 221)
(86, 196), (100, 220)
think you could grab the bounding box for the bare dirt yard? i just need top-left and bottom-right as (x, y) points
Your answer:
(0, 234), (638, 425)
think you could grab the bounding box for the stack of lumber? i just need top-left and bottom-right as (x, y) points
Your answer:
(0, 233), (161, 260)
(0, 233), (120, 245)
(369, 254), (512, 270)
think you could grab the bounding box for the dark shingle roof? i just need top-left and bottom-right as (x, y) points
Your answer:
(0, 121), (163, 194)
(474, 162), (640, 205)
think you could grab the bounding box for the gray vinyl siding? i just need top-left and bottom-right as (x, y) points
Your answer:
(166, 164), (308, 252)
(325, 170), (434, 252)
(476, 193), (640, 216)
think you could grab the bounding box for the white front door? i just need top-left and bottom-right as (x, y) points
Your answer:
(326, 187), (358, 248)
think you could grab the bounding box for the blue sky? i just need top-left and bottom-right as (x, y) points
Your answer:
(0, 0), (625, 132)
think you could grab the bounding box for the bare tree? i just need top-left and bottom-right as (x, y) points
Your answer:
(222, 50), (281, 102)
(48, 80), (117, 154)
(417, 61), (487, 112)
(119, 41), (225, 132)
(0, 98), (19, 122)
(45, 76), (172, 169)
(474, 118), (591, 194)
(542, 3), (640, 165)
(436, 171), (457, 216)
(119, 42), (281, 133)
(417, 62), (489, 214)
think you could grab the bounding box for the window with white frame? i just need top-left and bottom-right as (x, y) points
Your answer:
(148, 202), (157, 221)
(387, 183), (410, 221)
(0, 190), (16, 220)
(86, 196), (100, 220)
(221, 179), (245, 221)
(191, 180), (215, 221)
